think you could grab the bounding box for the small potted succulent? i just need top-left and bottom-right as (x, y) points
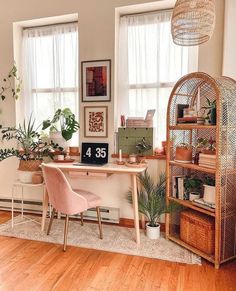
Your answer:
(203, 175), (216, 204)
(175, 143), (192, 163)
(127, 171), (179, 239)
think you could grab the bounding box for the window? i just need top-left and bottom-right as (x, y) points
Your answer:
(117, 10), (198, 146)
(22, 22), (78, 134)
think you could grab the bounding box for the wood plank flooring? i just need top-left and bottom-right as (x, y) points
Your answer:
(0, 211), (235, 291)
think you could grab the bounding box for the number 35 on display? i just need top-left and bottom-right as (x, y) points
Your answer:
(85, 147), (107, 158)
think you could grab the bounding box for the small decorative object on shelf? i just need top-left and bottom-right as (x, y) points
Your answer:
(120, 115), (125, 127)
(202, 98), (217, 125)
(129, 154), (136, 163)
(175, 143), (192, 163)
(117, 149), (125, 165)
(166, 72), (236, 268)
(203, 175), (215, 205)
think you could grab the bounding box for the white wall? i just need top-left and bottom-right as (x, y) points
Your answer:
(0, 0), (225, 219)
(223, 0), (236, 78)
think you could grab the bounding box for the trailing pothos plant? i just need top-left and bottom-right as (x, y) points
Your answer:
(0, 64), (21, 101)
(42, 108), (79, 141)
(127, 170), (180, 227)
(0, 115), (62, 161)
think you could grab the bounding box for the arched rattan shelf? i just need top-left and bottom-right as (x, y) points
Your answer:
(165, 72), (236, 268)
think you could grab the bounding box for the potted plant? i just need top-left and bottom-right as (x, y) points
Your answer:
(42, 108), (79, 149)
(202, 98), (216, 125)
(0, 116), (61, 183)
(184, 176), (202, 200)
(135, 137), (152, 163)
(127, 171), (178, 239)
(175, 143), (192, 163)
(203, 175), (215, 204)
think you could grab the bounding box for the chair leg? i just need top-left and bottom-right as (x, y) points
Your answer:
(96, 206), (103, 239)
(63, 215), (69, 252)
(47, 208), (56, 235)
(80, 212), (84, 226)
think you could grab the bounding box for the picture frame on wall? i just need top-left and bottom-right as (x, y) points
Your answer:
(82, 60), (111, 102)
(84, 106), (108, 138)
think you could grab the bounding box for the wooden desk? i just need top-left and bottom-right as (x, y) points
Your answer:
(41, 162), (147, 244)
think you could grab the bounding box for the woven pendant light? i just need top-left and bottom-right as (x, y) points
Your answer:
(171, 0), (216, 46)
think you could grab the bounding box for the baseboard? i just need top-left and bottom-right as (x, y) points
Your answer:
(119, 218), (165, 231)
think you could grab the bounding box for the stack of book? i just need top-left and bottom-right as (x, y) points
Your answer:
(172, 175), (185, 200)
(192, 198), (215, 212)
(198, 153), (216, 169)
(126, 117), (146, 128)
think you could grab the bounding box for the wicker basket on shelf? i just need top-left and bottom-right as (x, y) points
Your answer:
(18, 160), (42, 172)
(180, 210), (215, 255)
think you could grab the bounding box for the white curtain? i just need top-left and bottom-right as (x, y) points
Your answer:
(22, 22), (78, 129)
(117, 11), (198, 146)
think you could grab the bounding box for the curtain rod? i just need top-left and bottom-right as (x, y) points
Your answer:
(120, 8), (173, 18)
(23, 21), (78, 30)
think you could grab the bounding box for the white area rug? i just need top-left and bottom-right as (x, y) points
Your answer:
(0, 215), (201, 265)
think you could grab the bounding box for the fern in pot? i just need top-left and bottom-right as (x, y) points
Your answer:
(127, 170), (178, 239)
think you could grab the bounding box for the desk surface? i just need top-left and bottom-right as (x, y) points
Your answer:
(45, 162), (147, 174)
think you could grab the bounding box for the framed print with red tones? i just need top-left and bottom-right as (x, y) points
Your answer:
(82, 60), (111, 102)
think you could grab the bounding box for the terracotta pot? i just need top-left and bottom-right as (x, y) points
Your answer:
(18, 160), (42, 171)
(137, 155), (145, 163)
(32, 172), (43, 184)
(175, 147), (192, 162)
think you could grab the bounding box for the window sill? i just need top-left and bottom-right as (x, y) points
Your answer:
(111, 154), (166, 160)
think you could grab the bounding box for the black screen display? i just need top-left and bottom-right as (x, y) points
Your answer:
(81, 143), (108, 165)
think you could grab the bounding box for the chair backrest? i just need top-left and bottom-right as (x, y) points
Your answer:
(42, 164), (88, 215)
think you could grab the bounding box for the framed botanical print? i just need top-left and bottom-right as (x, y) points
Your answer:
(84, 106), (108, 138)
(81, 60), (111, 102)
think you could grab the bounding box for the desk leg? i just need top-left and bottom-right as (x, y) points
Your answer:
(131, 174), (140, 245)
(41, 187), (49, 231)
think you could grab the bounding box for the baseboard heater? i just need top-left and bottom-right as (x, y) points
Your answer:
(0, 198), (120, 224)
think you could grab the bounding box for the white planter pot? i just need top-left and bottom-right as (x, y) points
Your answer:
(18, 171), (35, 184)
(203, 185), (216, 204)
(49, 131), (71, 149)
(189, 192), (200, 201)
(146, 223), (160, 239)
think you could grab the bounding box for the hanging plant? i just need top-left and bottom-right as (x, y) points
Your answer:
(0, 64), (22, 101)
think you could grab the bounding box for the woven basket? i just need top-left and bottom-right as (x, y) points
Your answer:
(180, 210), (215, 255)
(18, 160), (42, 172)
(171, 0), (216, 46)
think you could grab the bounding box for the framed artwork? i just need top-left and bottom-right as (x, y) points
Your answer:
(84, 106), (108, 138)
(81, 60), (111, 102)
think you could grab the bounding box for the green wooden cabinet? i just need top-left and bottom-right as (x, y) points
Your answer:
(118, 128), (153, 155)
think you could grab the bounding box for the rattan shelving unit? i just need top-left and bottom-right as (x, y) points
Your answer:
(165, 72), (236, 268)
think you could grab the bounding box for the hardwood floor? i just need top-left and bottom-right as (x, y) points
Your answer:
(0, 211), (235, 291)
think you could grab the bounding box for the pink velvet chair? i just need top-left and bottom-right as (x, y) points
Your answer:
(42, 164), (103, 251)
